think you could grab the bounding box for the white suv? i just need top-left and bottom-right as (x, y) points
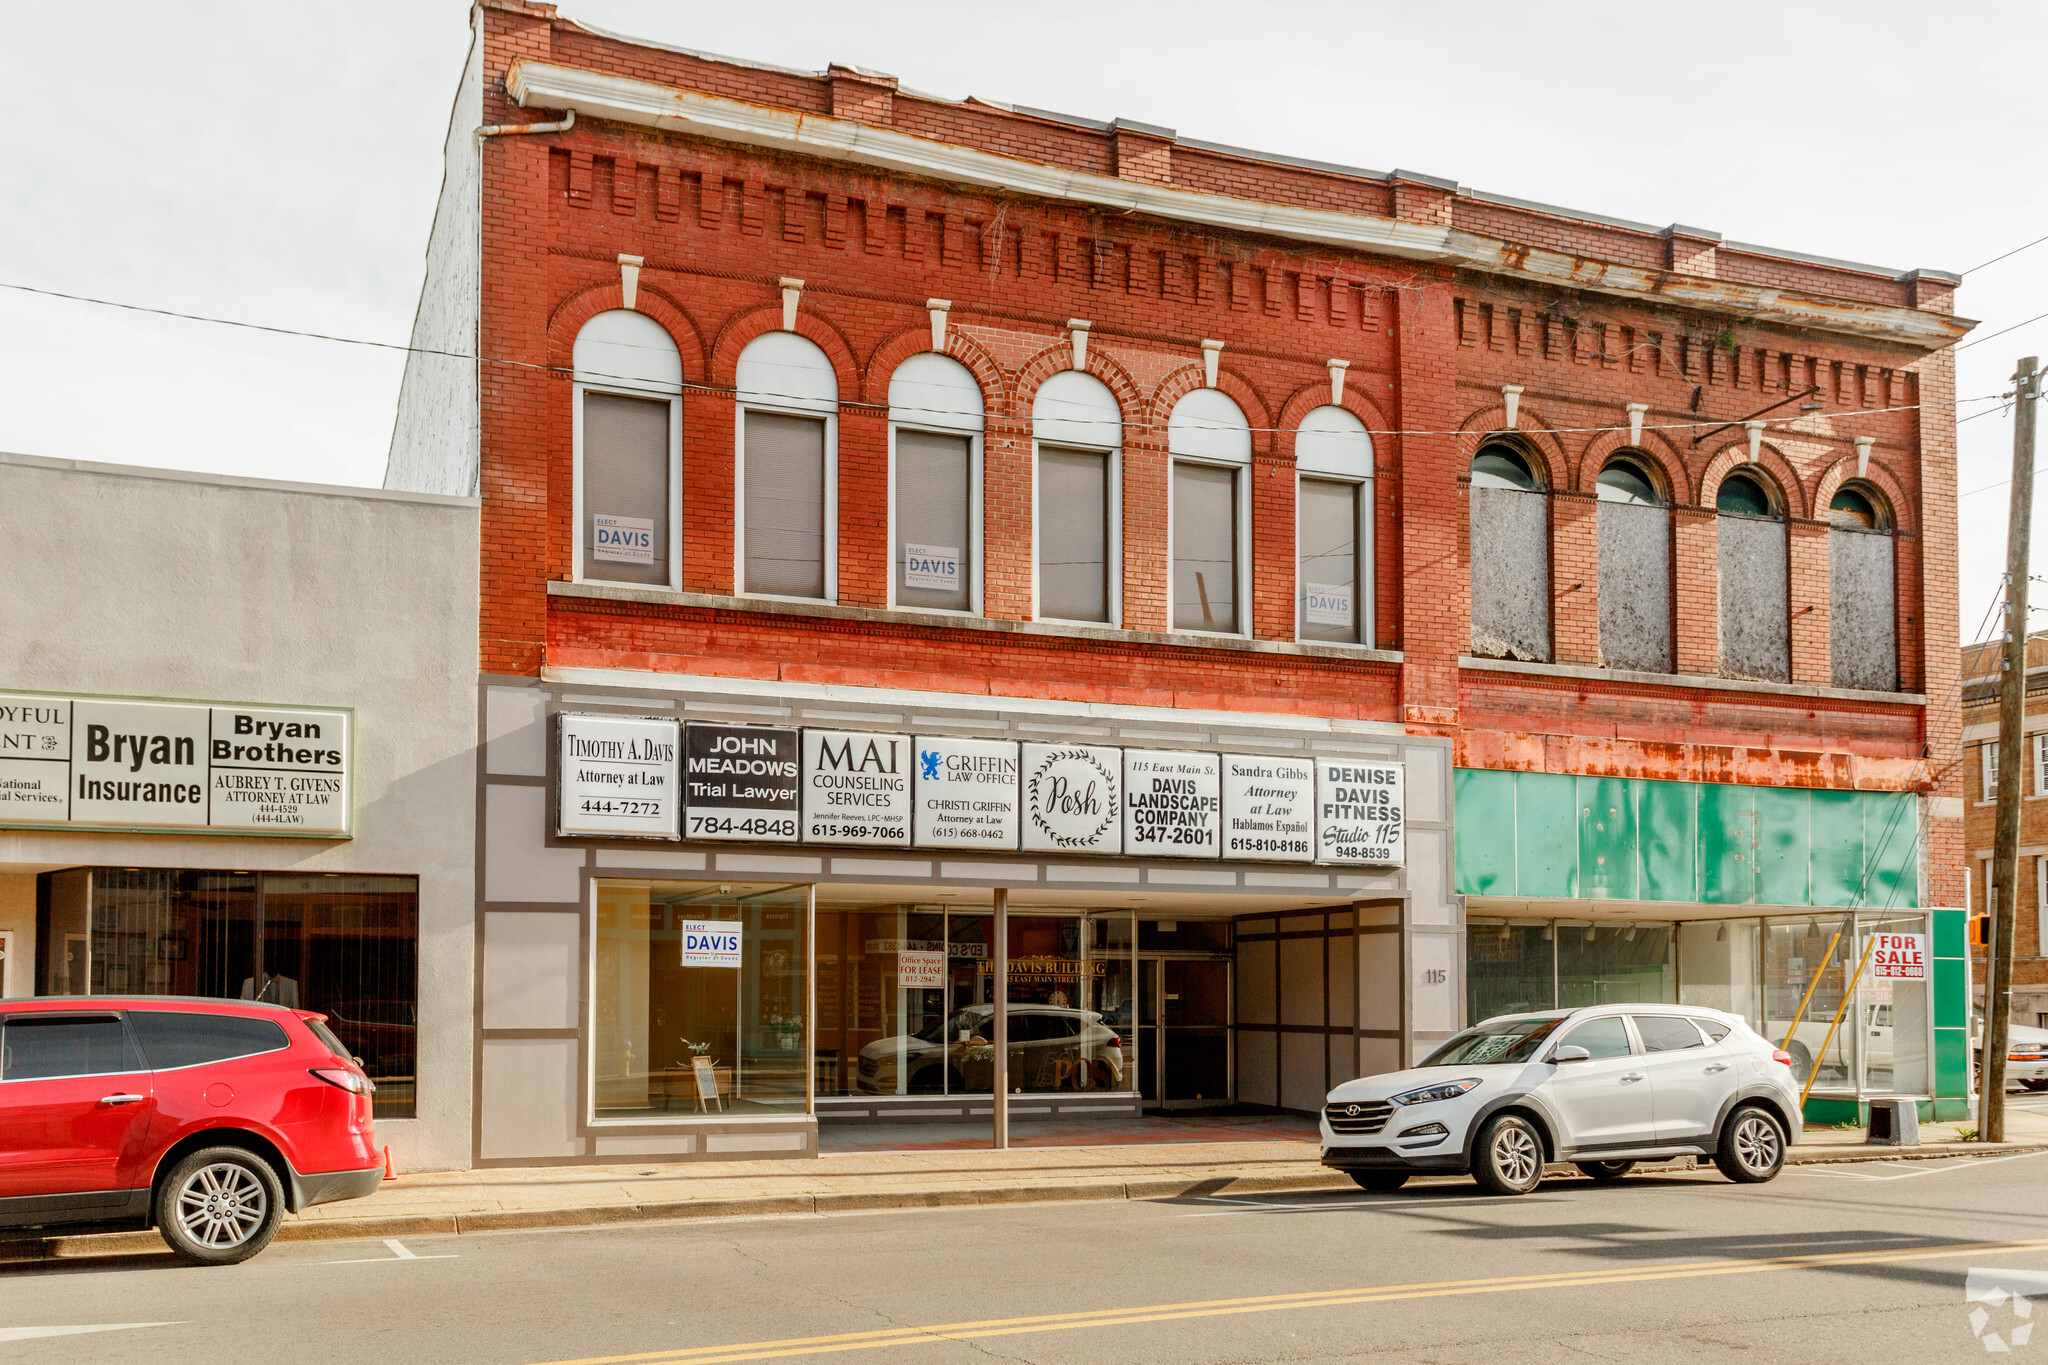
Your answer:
(1321, 1006), (1802, 1195)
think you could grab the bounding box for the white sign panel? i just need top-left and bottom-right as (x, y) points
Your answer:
(1021, 744), (1122, 854)
(1220, 755), (1315, 862)
(802, 730), (911, 845)
(903, 543), (961, 592)
(1303, 583), (1352, 627)
(678, 919), (743, 969)
(1122, 750), (1220, 858)
(1314, 758), (1404, 865)
(1870, 932), (1928, 981)
(0, 690), (351, 837)
(592, 514), (656, 564)
(898, 949), (945, 989)
(912, 736), (1019, 849)
(557, 713), (680, 839)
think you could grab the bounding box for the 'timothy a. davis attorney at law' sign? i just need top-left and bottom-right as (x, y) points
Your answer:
(0, 691), (351, 837)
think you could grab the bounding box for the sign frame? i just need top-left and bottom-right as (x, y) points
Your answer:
(557, 712), (682, 840)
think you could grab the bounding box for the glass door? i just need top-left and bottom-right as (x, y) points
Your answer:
(1161, 959), (1231, 1108)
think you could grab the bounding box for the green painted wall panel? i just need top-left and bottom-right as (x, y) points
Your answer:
(1515, 773), (1579, 899)
(1934, 1028), (1968, 1100)
(1697, 782), (1758, 905)
(1935, 958), (1967, 1030)
(1863, 792), (1919, 909)
(1933, 908), (1965, 961)
(1636, 780), (1695, 902)
(1453, 768), (1517, 896)
(1755, 786), (1810, 907)
(1577, 777), (1638, 900)
(1807, 789), (1864, 908)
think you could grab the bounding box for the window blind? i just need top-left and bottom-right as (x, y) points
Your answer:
(1298, 477), (1360, 643)
(895, 430), (971, 611)
(744, 411), (827, 599)
(1038, 447), (1109, 622)
(581, 391), (670, 585)
(1173, 462), (1237, 633)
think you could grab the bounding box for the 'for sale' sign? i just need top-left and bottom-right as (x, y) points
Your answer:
(1870, 932), (1927, 980)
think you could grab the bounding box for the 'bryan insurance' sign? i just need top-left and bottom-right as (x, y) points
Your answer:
(0, 690), (351, 837)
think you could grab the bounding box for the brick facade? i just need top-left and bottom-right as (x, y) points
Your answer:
(1963, 634), (2048, 1022)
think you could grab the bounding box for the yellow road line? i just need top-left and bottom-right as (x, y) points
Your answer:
(531, 1236), (2048, 1365)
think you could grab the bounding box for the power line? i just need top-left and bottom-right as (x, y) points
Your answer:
(1958, 309), (2048, 352)
(1963, 232), (2048, 276)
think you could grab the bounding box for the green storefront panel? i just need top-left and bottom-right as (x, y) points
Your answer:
(1515, 772), (1579, 898)
(1754, 786), (1810, 907)
(1577, 776), (1638, 900)
(1636, 779), (1695, 902)
(1863, 792), (1919, 909)
(1807, 789), (1864, 908)
(1696, 782), (1758, 905)
(1933, 906), (1966, 960)
(1934, 1029), (1968, 1106)
(1453, 767), (1517, 896)
(1934, 956), (1967, 1030)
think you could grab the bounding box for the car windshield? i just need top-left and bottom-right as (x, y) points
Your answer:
(302, 1016), (356, 1063)
(914, 1008), (990, 1045)
(1419, 1016), (1564, 1066)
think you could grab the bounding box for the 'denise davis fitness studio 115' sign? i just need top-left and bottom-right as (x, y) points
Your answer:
(0, 690), (352, 836)
(558, 716), (1403, 866)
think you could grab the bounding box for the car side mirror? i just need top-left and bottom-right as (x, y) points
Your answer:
(1551, 1045), (1591, 1064)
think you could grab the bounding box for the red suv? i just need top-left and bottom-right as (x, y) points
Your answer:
(0, 997), (383, 1264)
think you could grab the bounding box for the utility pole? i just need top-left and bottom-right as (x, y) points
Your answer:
(1984, 355), (2042, 1142)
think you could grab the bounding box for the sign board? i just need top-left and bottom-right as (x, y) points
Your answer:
(898, 949), (945, 989)
(1870, 932), (1928, 981)
(1122, 750), (1220, 858)
(591, 514), (656, 564)
(683, 723), (799, 842)
(678, 919), (743, 969)
(902, 543), (961, 592)
(557, 713), (680, 839)
(1303, 583), (1352, 628)
(691, 1056), (721, 1103)
(0, 691), (350, 837)
(801, 730), (911, 845)
(1020, 744), (1122, 854)
(1314, 759), (1404, 865)
(1220, 755), (1315, 861)
(912, 736), (1020, 849)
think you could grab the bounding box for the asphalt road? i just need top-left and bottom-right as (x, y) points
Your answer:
(6, 1151), (2048, 1363)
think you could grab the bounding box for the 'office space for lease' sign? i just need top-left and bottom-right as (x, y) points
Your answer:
(0, 690), (351, 837)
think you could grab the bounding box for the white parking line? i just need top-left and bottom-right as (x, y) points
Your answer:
(1789, 1150), (2048, 1182)
(324, 1237), (457, 1264)
(0, 1323), (181, 1343)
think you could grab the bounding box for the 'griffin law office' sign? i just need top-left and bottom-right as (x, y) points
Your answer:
(0, 690), (352, 837)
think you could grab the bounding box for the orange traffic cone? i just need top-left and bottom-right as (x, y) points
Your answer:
(382, 1145), (398, 1181)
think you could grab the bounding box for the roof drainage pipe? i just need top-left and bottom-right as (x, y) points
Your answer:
(477, 108), (575, 139)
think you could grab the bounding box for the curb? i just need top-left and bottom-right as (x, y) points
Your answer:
(16, 1144), (2046, 1262)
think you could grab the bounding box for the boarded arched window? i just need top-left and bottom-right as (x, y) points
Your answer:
(1032, 371), (1123, 624)
(1829, 483), (1898, 691)
(888, 353), (984, 613)
(1596, 455), (1672, 672)
(573, 309), (682, 587)
(1468, 442), (1550, 661)
(736, 331), (838, 600)
(1715, 469), (1789, 682)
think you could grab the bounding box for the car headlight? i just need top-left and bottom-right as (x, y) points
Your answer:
(1389, 1078), (1482, 1106)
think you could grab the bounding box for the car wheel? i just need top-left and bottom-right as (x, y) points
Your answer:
(2023, 1080), (2048, 1093)
(1471, 1114), (1545, 1196)
(1713, 1105), (1786, 1184)
(1574, 1159), (1636, 1183)
(155, 1146), (284, 1265)
(1785, 1042), (1813, 1080)
(1347, 1171), (1410, 1193)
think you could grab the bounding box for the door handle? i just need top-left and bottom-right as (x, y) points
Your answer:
(98, 1094), (144, 1106)
(1620, 1073), (1646, 1083)
(1704, 1063), (1730, 1073)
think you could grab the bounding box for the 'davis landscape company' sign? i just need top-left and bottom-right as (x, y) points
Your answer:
(0, 690), (351, 837)
(558, 715), (1403, 866)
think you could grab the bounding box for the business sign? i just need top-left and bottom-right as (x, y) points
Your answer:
(801, 729), (911, 845)
(1870, 932), (1928, 981)
(1123, 750), (1220, 858)
(1314, 759), (1404, 866)
(898, 949), (945, 989)
(1303, 583), (1352, 628)
(1220, 755), (1315, 861)
(0, 691), (351, 837)
(678, 919), (743, 968)
(558, 713), (680, 839)
(903, 543), (960, 592)
(1021, 744), (1121, 854)
(591, 514), (656, 564)
(912, 736), (1020, 849)
(683, 723), (799, 842)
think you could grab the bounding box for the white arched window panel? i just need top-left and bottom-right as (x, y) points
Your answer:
(736, 331), (837, 414)
(889, 353), (983, 433)
(1167, 388), (1252, 465)
(1032, 370), (1122, 448)
(573, 309), (683, 396)
(1295, 405), (1373, 479)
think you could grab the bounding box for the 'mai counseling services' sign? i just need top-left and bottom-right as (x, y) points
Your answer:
(0, 690), (351, 837)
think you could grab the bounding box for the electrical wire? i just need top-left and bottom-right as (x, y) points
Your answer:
(1958, 309), (2048, 352)
(1963, 232), (2048, 276)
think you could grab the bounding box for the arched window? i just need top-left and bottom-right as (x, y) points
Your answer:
(1167, 389), (1251, 634)
(574, 310), (682, 588)
(1714, 469), (1789, 682)
(1032, 371), (1123, 624)
(1296, 405), (1374, 645)
(1468, 440), (1550, 661)
(888, 354), (983, 613)
(1595, 455), (1672, 672)
(736, 332), (837, 601)
(1829, 481), (1897, 691)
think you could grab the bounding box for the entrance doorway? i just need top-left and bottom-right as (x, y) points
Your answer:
(1137, 957), (1232, 1109)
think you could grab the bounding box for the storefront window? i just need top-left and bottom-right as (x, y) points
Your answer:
(593, 881), (809, 1119)
(1467, 920), (1555, 1025)
(1556, 922), (1673, 1008)
(1005, 914), (1131, 1093)
(1764, 915), (1855, 1092)
(1858, 913), (1930, 1096)
(37, 868), (419, 1118)
(1678, 919), (1761, 1032)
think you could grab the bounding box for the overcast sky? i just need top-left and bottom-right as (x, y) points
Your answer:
(3, 1), (2042, 645)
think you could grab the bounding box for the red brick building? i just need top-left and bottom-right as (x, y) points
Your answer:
(1963, 633), (2048, 1029)
(387, 2), (1973, 1163)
